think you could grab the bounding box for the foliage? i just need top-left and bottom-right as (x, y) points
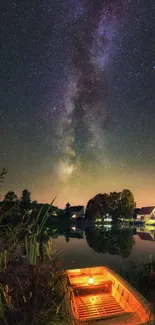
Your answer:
(20, 189), (31, 210)
(0, 203), (21, 226)
(86, 189), (136, 222)
(108, 191), (121, 222)
(32, 200), (38, 207)
(4, 191), (18, 202)
(120, 189), (136, 218)
(65, 202), (70, 209)
(0, 168), (7, 201)
(0, 169), (7, 187)
(85, 193), (109, 220)
(25, 197), (56, 266)
(63, 202), (71, 220)
(120, 260), (155, 312)
(0, 197), (69, 325)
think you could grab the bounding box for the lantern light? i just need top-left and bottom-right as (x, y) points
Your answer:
(88, 276), (94, 285)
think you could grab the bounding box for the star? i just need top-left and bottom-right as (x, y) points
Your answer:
(0, 0), (155, 208)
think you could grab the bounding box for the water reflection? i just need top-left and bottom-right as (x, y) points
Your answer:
(136, 227), (155, 241)
(46, 223), (85, 242)
(85, 226), (135, 258)
(46, 223), (137, 257)
(45, 223), (155, 260)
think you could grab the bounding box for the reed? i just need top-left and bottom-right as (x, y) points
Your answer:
(25, 197), (56, 265)
(0, 196), (68, 325)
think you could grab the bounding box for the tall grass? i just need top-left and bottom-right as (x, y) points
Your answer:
(0, 198), (68, 325)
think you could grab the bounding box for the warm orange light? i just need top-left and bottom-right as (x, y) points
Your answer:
(67, 267), (152, 323)
(88, 277), (94, 285)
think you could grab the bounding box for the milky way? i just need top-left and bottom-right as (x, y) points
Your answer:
(55, 0), (126, 181)
(0, 0), (155, 207)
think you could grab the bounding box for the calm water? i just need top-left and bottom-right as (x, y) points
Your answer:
(49, 224), (155, 275)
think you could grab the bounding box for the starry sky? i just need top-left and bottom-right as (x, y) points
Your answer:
(0, 0), (155, 208)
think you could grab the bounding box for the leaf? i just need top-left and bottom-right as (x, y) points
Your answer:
(39, 197), (57, 233)
(25, 235), (29, 256)
(56, 303), (61, 314)
(23, 295), (27, 303)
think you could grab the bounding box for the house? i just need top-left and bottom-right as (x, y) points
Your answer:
(133, 208), (141, 220)
(69, 206), (85, 219)
(136, 206), (155, 223)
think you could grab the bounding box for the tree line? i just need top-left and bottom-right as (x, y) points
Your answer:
(2, 186), (136, 224)
(1, 189), (37, 210)
(85, 189), (136, 222)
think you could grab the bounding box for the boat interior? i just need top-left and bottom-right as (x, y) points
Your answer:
(67, 266), (153, 324)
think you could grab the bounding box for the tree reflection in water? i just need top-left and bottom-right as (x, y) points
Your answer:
(85, 225), (135, 258)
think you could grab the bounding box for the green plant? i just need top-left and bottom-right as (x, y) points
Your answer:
(0, 195), (70, 325)
(25, 197), (56, 265)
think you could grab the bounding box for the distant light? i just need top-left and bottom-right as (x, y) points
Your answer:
(96, 218), (102, 222)
(88, 277), (94, 285)
(106, 214), (109, 217)
(71, 226), (76, 231)
(104, 217), (112, 222)
(72, 214), (76, 218)
(105, 224), (112, 229)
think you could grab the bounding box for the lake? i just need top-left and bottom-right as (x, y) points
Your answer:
(49, 224), (155, 277)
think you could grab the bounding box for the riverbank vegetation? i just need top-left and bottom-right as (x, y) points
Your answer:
(0, 201), (68, 325)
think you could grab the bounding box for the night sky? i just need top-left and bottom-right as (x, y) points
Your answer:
(1, 0), (155, 208)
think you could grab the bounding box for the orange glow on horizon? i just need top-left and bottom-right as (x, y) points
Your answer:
(11, 167), (155, 209)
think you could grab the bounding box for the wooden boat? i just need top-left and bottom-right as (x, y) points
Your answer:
(64, 266), (154, 325)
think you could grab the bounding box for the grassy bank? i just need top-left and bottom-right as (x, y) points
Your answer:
(0, 205), (68, 325)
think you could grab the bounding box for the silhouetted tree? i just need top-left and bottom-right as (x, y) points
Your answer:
(21, 189), (31, 210)
(86, 189), (136, 222)
(120, 189), (136, 219)
(32, 200), (38, 205)
(4, 191), (18, 202)
(65, 202), (71, 219)
(66, 202), (70, 209)
(109, 192), (121, 223)
(85, 193), (110, 221)
(0, 168), (7, 187)
(0, 168), (7, 200)
(32, 200), (38, 209)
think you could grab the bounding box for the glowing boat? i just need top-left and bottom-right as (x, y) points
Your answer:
(64, 266), (154, 325)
